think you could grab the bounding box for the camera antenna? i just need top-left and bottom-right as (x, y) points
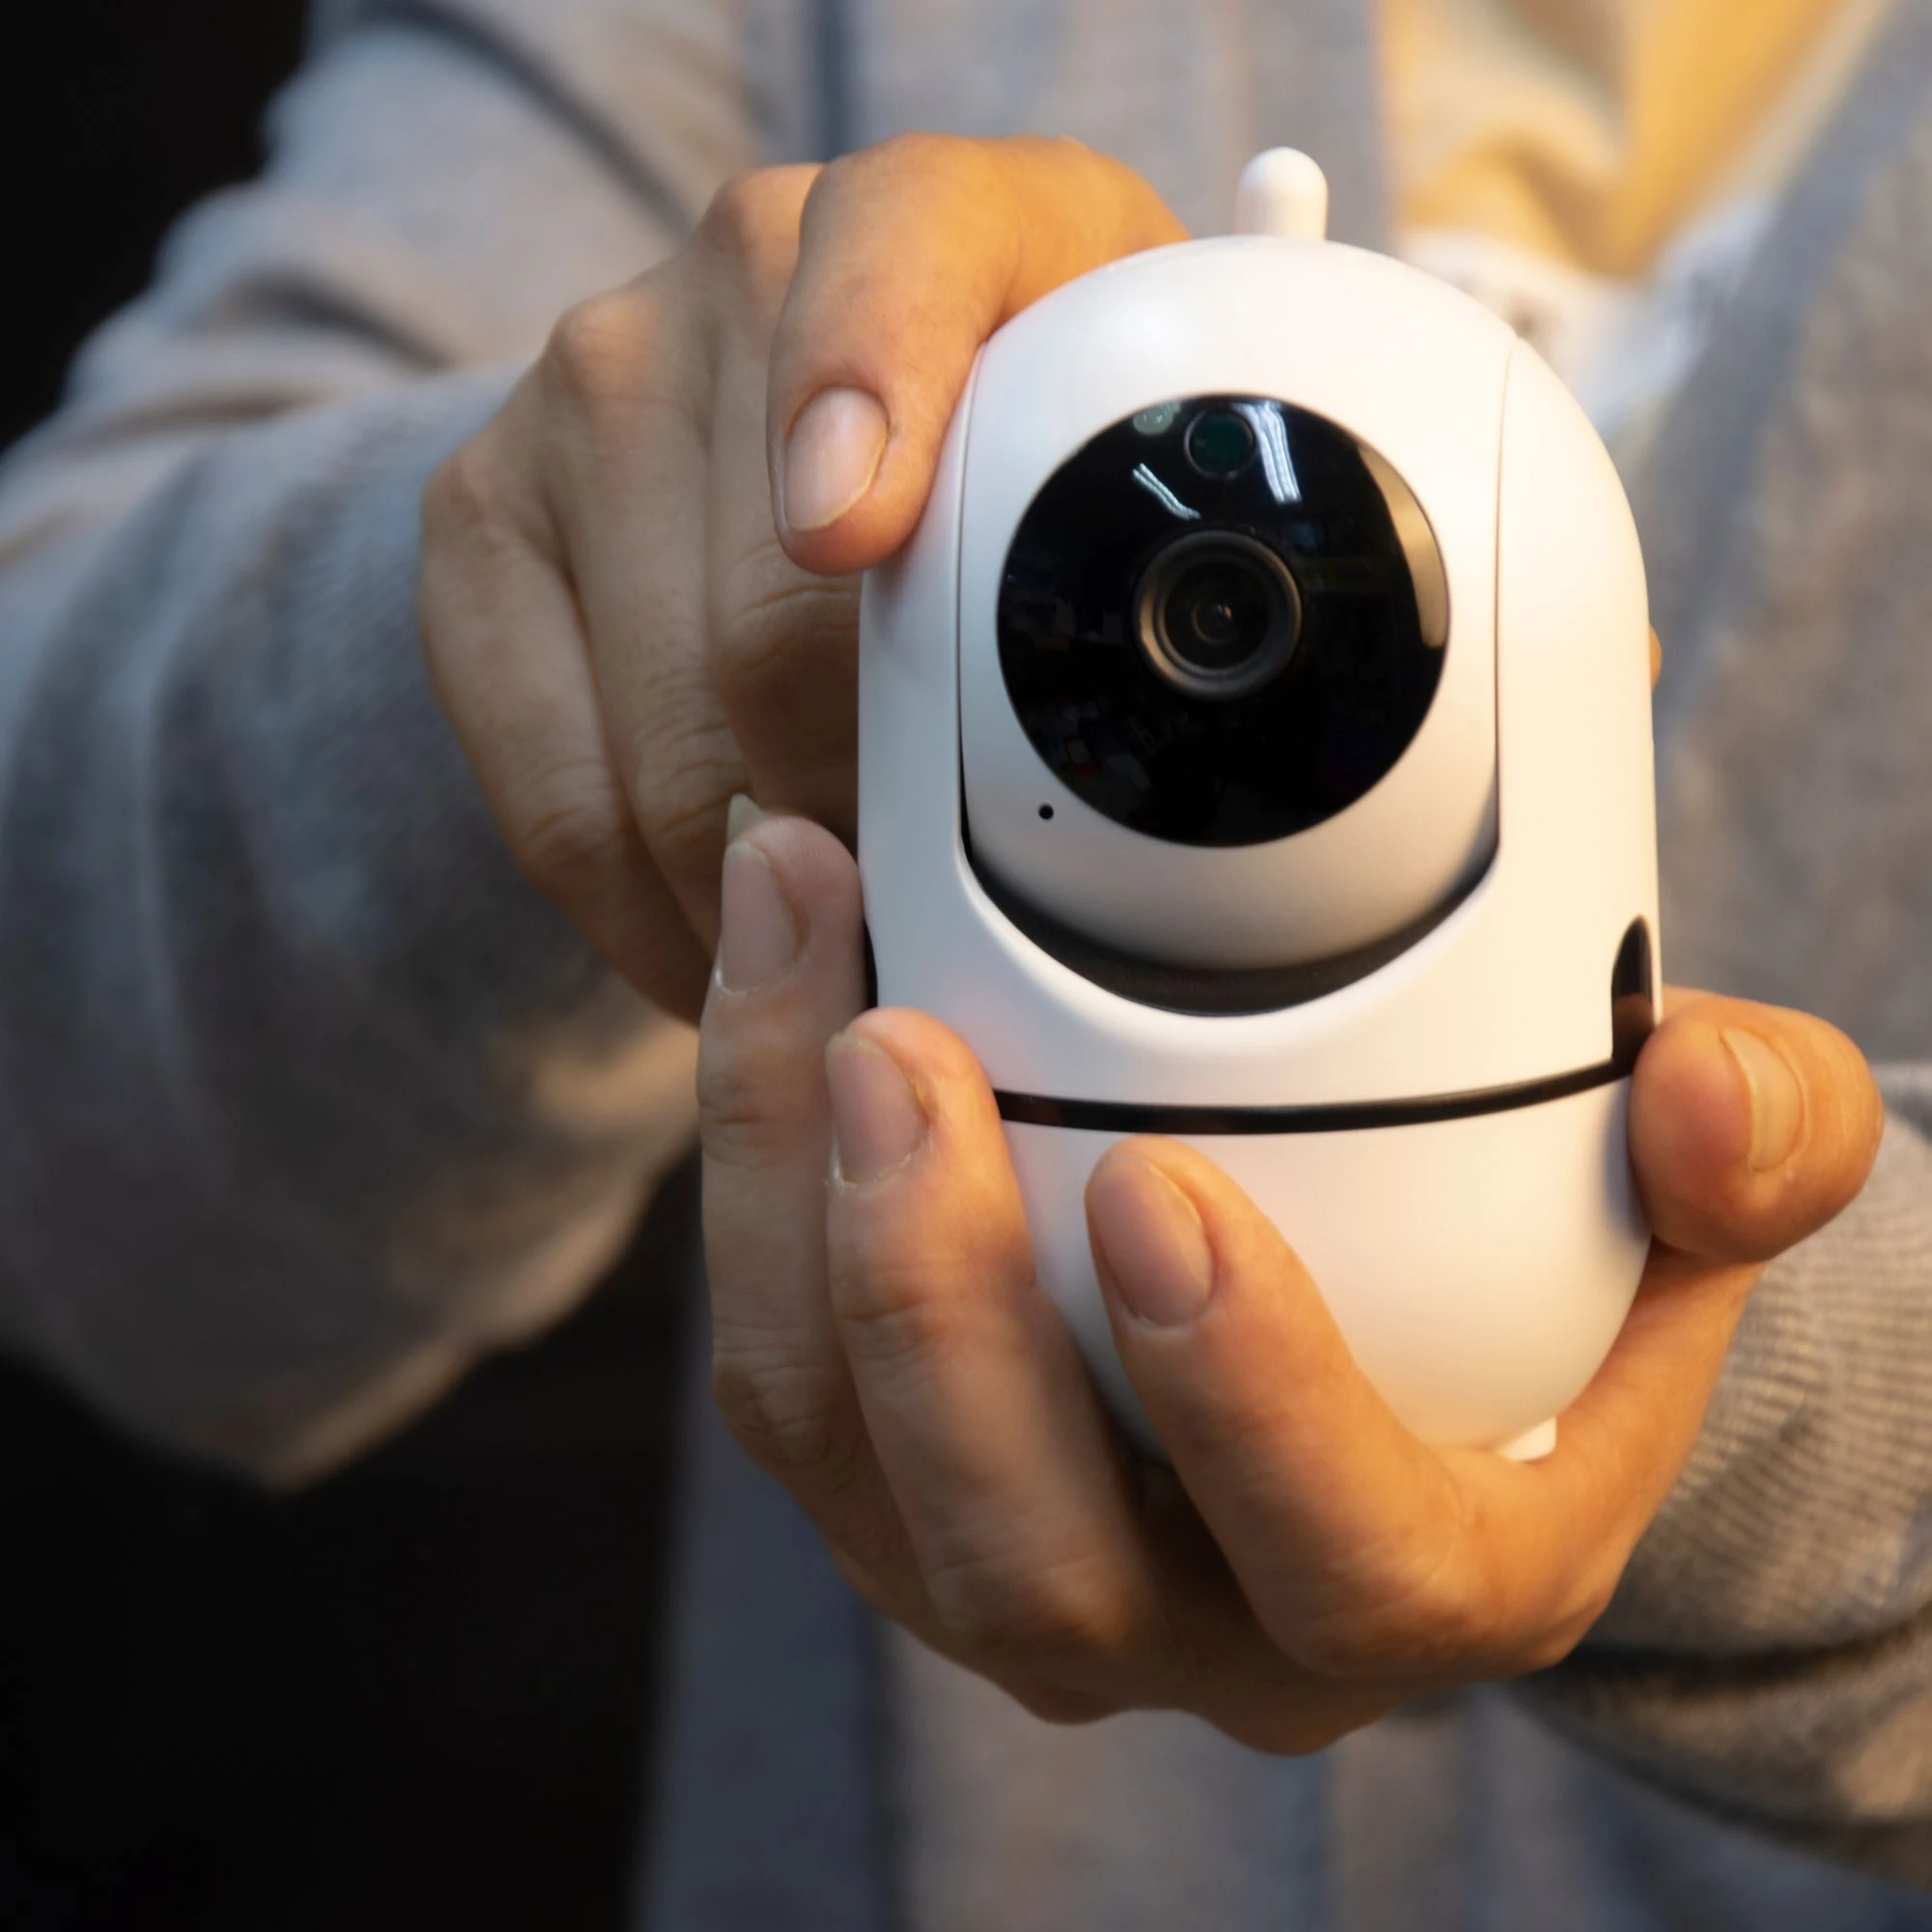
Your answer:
(1236, 148), (1330, 242)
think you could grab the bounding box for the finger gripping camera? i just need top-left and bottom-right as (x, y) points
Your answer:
(859, 153), (1659, 1462)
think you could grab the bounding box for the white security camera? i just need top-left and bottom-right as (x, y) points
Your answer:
(859, 151), (1659, 1462)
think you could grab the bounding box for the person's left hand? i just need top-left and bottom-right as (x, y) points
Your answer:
(694, 805), (1883, 1746)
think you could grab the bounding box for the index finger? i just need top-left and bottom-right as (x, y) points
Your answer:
(768, 133), (1188, 574)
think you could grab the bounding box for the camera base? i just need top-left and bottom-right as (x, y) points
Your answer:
(1494, 1418), (1559, 1463)
(1004, 1077), (1645, 1463)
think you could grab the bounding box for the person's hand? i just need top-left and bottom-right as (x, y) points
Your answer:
(696, 807), (1884, 1743)
(417, 136), (1186, 1022)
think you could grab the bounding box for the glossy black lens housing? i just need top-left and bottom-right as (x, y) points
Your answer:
(1136, 531), (1300, 699)
(996, 393), (1448, 850)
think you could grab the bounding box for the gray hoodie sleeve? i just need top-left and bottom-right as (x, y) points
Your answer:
(0, 4), (757, 1483)
(1523, 1088), (1932, 1882)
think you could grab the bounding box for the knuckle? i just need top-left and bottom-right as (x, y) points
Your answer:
(500, 758), (632, 907)
(542, 287), (658, 419)
(1000, 130), (1100, 181)
(420, 430), (539, 571)
(1512, 1564), (1622, 1673)
(1568, 1560), (1623, 1636)
(696, 1034), (814, 1169)
(714, 559), (860, 709)
(711, 1349), (912, 1591)
(698, 171), (775, 249)
(805, 132), (990, 232)
(863, 128), (973, 179)
(698, 167), (811, 285)
(828, 1273), (1037, 1462)
(923, 1543), (1138, 1670)
(838, 130), (1130, 222)
(1070, 139), (1155, 202)
(710, 1339), (857, 1485)
(1511, 1610), (1597, 1677)
(421, 438), (496, 545)
(627, 721), (742, 888)
(1291, 1543), (1495, 1680)
(831, 1260), (960, 1385)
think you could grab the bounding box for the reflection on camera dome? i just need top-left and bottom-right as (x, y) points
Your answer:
(997, 396), (1447, 849)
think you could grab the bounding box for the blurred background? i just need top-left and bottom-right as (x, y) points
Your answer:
(3, 4), (301, 446)
(0, 9), (689, 1928)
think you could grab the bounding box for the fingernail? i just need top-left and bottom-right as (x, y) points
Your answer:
(726, 792), (765, 843)
(783, 388), (889, 533)
(1092, 1155), (1216, 1328)
(827, 1035), (927, 1183)
(717, 839), (802, 994)
(1722, 1028), (1806, 1172)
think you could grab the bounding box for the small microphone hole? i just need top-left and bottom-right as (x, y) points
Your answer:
(1038, 804), (1055, 821)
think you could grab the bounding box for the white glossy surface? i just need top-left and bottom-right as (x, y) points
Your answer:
(1007, 1081), (1645, 1454)
(959, 237), (1510, 970)
(858, 202), (1660, 1454)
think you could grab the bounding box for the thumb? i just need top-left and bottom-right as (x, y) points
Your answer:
(767, 133), (1187, 576)
(1630, 989), (1885, 1264)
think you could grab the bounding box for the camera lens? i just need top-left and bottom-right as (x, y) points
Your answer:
(1135, 532), (1300, 700)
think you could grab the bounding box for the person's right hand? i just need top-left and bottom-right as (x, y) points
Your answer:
(418, 135), (1187, 1021)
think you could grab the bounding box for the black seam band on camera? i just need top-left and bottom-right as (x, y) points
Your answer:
(992, 1053), (1637, 1136)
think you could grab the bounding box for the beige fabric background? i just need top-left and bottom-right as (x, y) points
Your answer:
(1383, 0), (1891, 270)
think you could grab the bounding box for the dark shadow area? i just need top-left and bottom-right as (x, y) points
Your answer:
(0, 0), (308, 449)
(1, 10), (693, 1925)
(0, 1163), (695, 1932)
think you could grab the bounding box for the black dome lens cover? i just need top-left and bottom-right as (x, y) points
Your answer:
(996, 397), (1447, 849)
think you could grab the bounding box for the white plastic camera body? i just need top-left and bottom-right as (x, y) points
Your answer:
(858, 156), (1659, 1462)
